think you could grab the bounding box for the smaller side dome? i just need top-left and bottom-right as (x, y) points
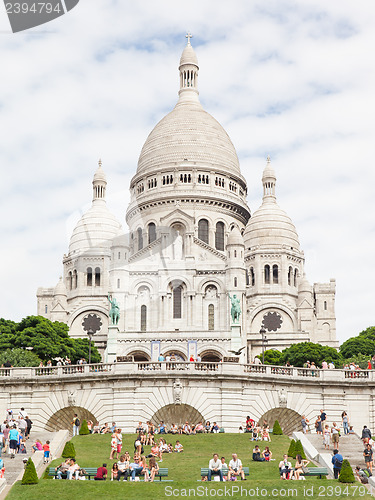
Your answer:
(298, 274), (312, 294)
(227, 226), (244, 246)
(54, 276), (67, 296)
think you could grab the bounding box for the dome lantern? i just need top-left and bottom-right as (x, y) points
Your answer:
(262, 156), (276, 202)
(92, 158), (107, 202)
(178, 33), (200, 105)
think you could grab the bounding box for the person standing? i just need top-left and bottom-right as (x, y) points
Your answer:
(301, 416), (309, 434)
(9, 425), (19, 459)
(332, 449), (343, 479)
(320, 409), (327, 424)
(364, 443), (373, 473)
(207, 453), (223, 481)
(71, 414), (80, 437)
(331, 423), (340, 450)
(342, 412), (349, 435)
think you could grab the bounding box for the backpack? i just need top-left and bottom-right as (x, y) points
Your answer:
(75, 418), (80, 427)
(334, 456), (343, 469)
(364, 468), (372, 477)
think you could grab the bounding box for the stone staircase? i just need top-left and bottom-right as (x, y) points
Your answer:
(0, 430), (56, 499)
(306, 432), (366, 468)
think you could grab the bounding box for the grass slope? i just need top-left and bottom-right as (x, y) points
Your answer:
(7, 433), (366, 499)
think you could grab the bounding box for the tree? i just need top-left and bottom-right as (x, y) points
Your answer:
(294, 440), (306, 459)
(79, 419), (90, 435)
(338, 459), (355, 483)
(21, 458), (38, 485)
(0, 316), (101, 364)
(0, 348), (41, 367)
(340, 326), (375, 359)
(272, 420), (283, 435)
(62, 441), (76, 458)
(287, 439), (296, 458)
(279, 342), (342, 368)
(257, 349), (282, 366)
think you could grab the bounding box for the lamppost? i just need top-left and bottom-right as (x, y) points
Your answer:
(87, 329), (94, 365)
(260, 326), (268, 364)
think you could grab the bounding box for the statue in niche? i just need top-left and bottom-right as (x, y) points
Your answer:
(173, 379), (182, 405)
(108, 294), (120, 325)
(205, 286), (217, 299)
(173, 231), (183, 260)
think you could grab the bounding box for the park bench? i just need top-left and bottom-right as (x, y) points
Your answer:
(48, 467), (98, 480)
(200, 467), (250, 479)
(301, 467), (329, 479)
(49, 466), (170, 481)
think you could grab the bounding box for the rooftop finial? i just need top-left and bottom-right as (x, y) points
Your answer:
(186, 32), (193, 45)
(98, 158), (102, 168)
(267, 155), (271, 164)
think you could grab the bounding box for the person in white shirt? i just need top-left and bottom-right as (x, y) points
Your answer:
(279, 454), (292, 479)
(228, 453), (246, 480)
(208, 453), (223, 481)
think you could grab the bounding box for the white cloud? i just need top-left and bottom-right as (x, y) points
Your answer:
(0, 0), (374, 344)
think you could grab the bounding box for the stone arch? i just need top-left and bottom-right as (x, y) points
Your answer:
(45, 406), (96, 433)
(151, 403), (205, 427)
(200, 349), (222, 362)
(162, 349), (186, 361)
(118, 344), (151, 359)
(259, 407), (303, 436)
(127, 350), (150, 361)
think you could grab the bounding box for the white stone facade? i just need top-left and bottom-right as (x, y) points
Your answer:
(37, 40), (338, 361)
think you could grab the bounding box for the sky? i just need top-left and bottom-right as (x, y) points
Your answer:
(0, 0), (374, 345)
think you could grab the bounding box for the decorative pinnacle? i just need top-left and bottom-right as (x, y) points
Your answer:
(267, 155), (271, 164)
(98, 158), (102, 168)
(186, 32), (193, 45)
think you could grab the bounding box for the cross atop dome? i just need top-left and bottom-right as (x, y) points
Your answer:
(185, 32), (193, 45)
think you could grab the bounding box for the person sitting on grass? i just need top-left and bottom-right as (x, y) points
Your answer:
(252, 445), (264, 461)
(140, 455), (149, 481)
(158, 421), (166, 434)
(146, 432), (155, 446)
(111, 462), (119, 481)
(87, 420), (93, 433)
(174, 440), (183, 452)
(178, 425), (183, 434)
(293, 454), (310, 480)
(170, 423), (178, 434)
(129, 455), (144, 481)
(147, 443), (161, 460)
(167, 443), (173, 453)
(56, 458), (71, 479)
(92, 422), (100, 434)
(228, 453), (246, 481)
(159, 438), (168, 455)
(110, 422), (116, 433)
(279, 454), (292, 480)
(195, 421), (204, 433)
(148, 456), (159, 482)
(211, 422), (220, 433)
(94, 463), (107, 480)
(262, 446), (272, 461)
(208, 453), (223, 481)
(134, 435), (144, 456)
(262, 427), (271, 442)
(100, 423), (110, 434)
(117, 454), (130, 481)
(204, 421), (211, 433)
(183, 422), (191, 434)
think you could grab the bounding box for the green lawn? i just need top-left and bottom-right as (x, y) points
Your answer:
(7, 433), (367, 499)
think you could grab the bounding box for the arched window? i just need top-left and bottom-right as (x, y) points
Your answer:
(208, 304), (214, 331)
(246, 270), (250, 286)
(250, 267), (255, 286)
(198, 219), (209, 243)
(264, 265), (270, 284)
(45, 305), (48, 314)
(215, 221), (225, 251)
(141, 305), (147, 332)
(73, 269), (78, 289)
(288, 266), (293, 286)
(234, 277), (238, 287)
(173, 285), (182, 319)
(148, 222), (156, 244)
(86, 267), (92, 287)
(294, 268), (298, 287)
(117, 279), (120, 289)
(137, 227), (143, 251)
(234, 250), (237, 258)
(324, 301), (327, 310)
(95, 267), (100, 286)
(68, 271), (73, 290)
(273, 264), (279, 284)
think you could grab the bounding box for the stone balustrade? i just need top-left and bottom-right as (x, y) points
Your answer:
(0, 362), (372, 381)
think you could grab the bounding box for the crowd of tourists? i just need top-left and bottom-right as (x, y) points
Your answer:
(0, 408), (33, 459)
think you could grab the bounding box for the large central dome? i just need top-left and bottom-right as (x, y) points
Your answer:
(136, 40), (241, 178)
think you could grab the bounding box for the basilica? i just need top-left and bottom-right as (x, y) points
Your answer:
(37, 38), (338, 363)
